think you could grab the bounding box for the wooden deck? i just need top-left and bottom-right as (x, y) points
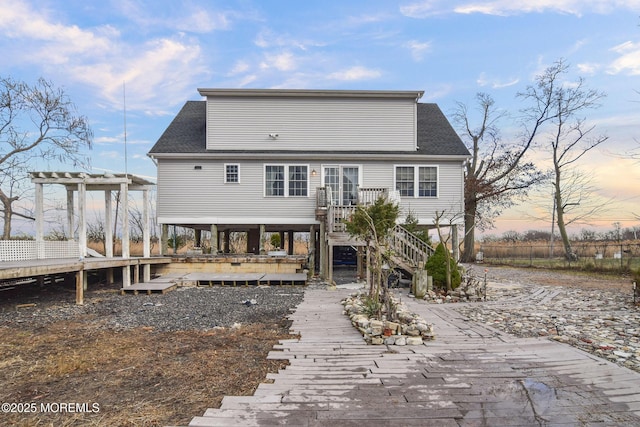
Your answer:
(0, 256), (172, 303)
(185, 272), (308, 287)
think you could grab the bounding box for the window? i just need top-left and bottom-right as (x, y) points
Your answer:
(265, 164), (308, 197)
(418, 167), (437, 197)
(288, 165), (308, 196)
(395, 165), (438, 197)
(265, 165), (285, 196)
(225, 164), (239, 183)
(396, 166), (415, 197)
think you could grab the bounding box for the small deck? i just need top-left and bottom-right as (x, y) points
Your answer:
(185, 272), (308, 287)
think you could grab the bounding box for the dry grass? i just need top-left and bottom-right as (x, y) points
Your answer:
(0, 321), (290, 426)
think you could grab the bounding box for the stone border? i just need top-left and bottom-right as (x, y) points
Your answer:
(342, 292), (435, 345)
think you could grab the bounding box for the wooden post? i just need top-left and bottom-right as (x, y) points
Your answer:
(259, 225), (266, 255)
(328, 242), (334, 284)
(451, 224), (459, 262)
(194, 229), (202, 248)
(105, 190), (113, 257)
(142, 189), (151, 282)
(122, 265), (131, 287)
(76, 270), (84, 305)
(161, 224), (169, 255)
(210, 224), (218, 254)
(288, 231), (294, 255)
(319, 221), (326, 279)
(309, 225), (315, 276)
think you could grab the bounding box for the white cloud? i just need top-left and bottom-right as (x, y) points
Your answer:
(0, 1), (209, 113)
(254, 29), (324, 51)
(608, 41), (640, 75)
(577, 62), (599, 74)
(400, 0), (640, 18)
(259, 51), (298, 72)
(476, 72), (520, 89)
(327, 66), (382, 81)
(228, 60), (250, 75)
(405, 40), (432, 61)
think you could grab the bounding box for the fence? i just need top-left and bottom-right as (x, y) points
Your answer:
(0, 240), (80, 262)
(478, 241), (640, 272)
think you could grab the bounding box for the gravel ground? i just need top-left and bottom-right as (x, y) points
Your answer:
(455, 264), (640, 372)
(0, 281), (306, 332)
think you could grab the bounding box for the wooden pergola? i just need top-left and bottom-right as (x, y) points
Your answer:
(29, 171), (155, 287)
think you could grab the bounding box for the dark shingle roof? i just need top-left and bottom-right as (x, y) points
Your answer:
(148, 101), (206, 155)
(148, 100), (469, 157)
(416, 103), (470, 156)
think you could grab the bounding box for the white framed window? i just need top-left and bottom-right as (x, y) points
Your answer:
(264, 164), (309, 197)
(394, 165), (438, 197)
(225, 164), (240, 183)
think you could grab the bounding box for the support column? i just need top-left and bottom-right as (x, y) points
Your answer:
(142, 189), (150, 282)
(224, 231), (230, 253)
(328, 242), (334, 284)
(319, 221), (326, 279)
(194, 229), (202, 248)
(210, 224), (219, 254)
(75, 270), (84, 305)
(259, 225), (266, 255)
(78, 182), (87, 258)
(308, 225), (315, 276)
(161, 224), (169, 255)
(288, 231), (294, 255)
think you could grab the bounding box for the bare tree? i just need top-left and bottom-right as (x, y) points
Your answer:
(0, 76), (92, 238)
(454, 93), (547, 263)
(520, 59), (608, 259)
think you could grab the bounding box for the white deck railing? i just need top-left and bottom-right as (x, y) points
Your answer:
(0, 240), (80, 261)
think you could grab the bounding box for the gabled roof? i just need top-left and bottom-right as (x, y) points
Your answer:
(148, 100), (470, 157)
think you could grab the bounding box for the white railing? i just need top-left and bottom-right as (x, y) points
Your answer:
(389, 224), (434, 269)
(0, 240), (80, 261)
(328, 205), (357, 232)
(357, 187), (388, 205)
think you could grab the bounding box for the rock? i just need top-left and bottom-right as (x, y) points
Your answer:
(406, 336), (423, 345)
(394, 336), (407, 346)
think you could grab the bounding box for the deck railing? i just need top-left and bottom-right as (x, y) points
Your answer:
(0, 240), (80, 261)
(316, 186), (390, 208)
(328, 205), (357, 232)
(388, 224), (434, 269)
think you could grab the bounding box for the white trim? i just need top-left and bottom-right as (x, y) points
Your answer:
(263, 163), (310, 198)
(393, 164), (439, 198)
(158, 216), (320, 225)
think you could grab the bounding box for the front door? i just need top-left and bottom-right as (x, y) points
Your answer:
(323, 166), (360, 206)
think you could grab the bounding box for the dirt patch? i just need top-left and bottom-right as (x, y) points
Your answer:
(0, 281), (301, 426)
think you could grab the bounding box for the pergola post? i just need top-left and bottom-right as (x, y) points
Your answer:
(66, 189), (74, 240)
(35, 183), (44, 259)
(121, 182), (130, 287)
(77, 182), (87, 258)
(105, 190), (114, 283)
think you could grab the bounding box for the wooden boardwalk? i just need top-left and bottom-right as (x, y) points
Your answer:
(189, 287), (640, 426)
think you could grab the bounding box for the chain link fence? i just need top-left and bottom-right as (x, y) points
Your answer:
(477, 241), (640, 272)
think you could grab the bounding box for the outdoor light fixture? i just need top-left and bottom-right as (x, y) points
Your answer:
(311, 169), (317, 177)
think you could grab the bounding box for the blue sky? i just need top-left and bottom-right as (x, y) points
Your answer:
(1, 0), (639, 236)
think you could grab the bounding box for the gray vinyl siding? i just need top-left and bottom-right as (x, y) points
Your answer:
(156, 159), (322, 223)
(157, 158), (464, 226)
(206, 97), (417, 152)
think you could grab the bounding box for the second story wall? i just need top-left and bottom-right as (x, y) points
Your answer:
(203, 90), (420, 152)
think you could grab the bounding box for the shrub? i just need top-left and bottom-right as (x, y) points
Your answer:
(425, 243), (461, 291)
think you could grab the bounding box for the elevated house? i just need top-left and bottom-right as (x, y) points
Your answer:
(148, 89), (470, 281)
